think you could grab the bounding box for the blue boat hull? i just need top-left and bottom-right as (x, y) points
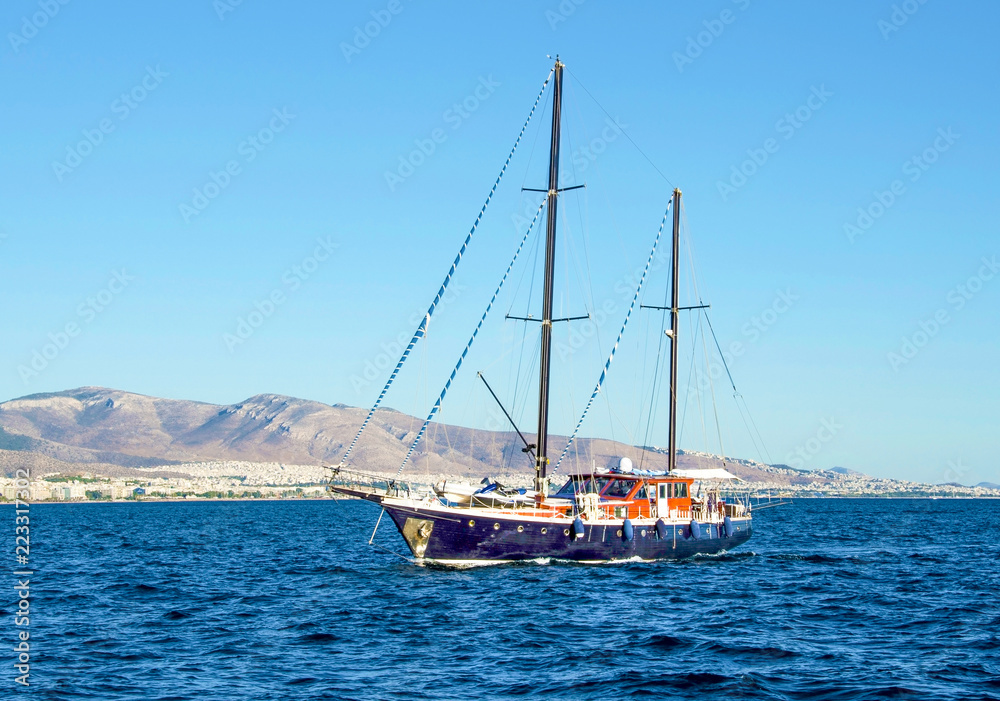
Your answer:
(380, 502), (753, 563)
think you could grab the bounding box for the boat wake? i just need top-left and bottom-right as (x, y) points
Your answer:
(414, 552), (760, 569)
(688, 549), (758, 562)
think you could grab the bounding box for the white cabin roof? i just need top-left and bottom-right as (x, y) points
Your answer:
(669, 468), (740, 481)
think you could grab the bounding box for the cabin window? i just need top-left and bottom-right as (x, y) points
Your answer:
(602, 479), (634, 499)
(588, 478), (610, 494)
(634, 484), (649, 500)
(553, 477), (609, 497)
(659, 483), (690, 499)
(554, 477), (584, 497)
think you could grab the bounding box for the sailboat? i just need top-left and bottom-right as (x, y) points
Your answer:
(329, 57), (753, 564)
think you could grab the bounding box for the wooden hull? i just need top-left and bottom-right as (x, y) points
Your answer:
(374, 498), (753, 564)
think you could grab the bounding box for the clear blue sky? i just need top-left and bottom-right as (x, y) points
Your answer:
(1, 0), (997, 485)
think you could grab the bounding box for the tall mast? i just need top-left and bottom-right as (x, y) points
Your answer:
(667, 188), (682, 472)
(534, 56), (563, 495)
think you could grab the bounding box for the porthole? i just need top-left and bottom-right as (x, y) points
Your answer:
(541, 527), (548, 534)
(641, 530), (647, 537)
(493, 523), (500, 530)
(468, 520), (475, 527)
(563, 528), (570, 536)
(517, 525), (524, 533)
(616, 529), (623, 537)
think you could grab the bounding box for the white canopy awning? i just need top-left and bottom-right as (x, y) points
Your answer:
(670, 468), (740, 481)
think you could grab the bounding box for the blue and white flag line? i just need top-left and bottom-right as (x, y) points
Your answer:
(553, 201), (672, 472)
(340, 70), (553, 464)
(396, 199), (546, 475)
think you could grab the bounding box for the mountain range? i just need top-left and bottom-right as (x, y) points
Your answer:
(0, 387), (993, 495)
(0, 386), (805, 484)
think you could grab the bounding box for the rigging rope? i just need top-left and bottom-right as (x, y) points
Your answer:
(339, 70), (553, 465)
(699, 311), (728, 467)
(637, 234), (673, 470)
(552, 201), (672, 472)
(677, 309), (705, 452)
(703, 311), (773, 464)
(564, 66), (675, 189)
(395, 200), (547, 475)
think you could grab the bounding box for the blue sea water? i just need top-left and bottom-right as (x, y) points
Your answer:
(9, 498), (1000, 700)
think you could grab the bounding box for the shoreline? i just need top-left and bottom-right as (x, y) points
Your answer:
(3, 494), (999, 505)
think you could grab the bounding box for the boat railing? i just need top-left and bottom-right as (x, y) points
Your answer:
(446, 490), (750, 524)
